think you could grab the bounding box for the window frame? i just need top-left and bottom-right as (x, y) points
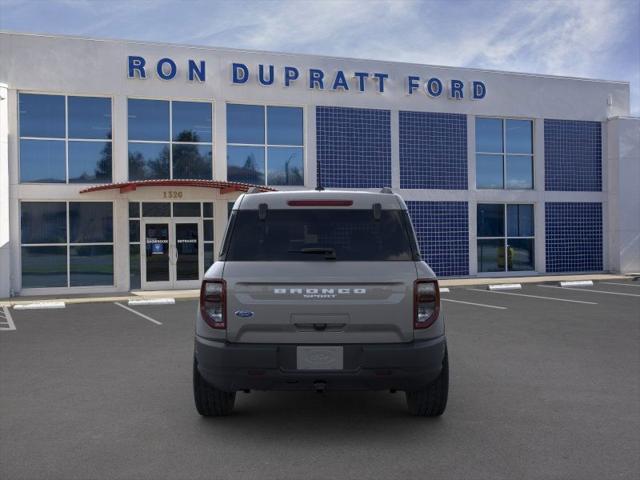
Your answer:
(18, 92), (114, 184)
(476, 202), (536, 273)
(475, 116), (534, 190)
(19, 200), (115, 290)
(225, 102), (306, 186)
(127, 97), (215, 181)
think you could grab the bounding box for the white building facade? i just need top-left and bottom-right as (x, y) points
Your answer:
(0, 32), (638, 297)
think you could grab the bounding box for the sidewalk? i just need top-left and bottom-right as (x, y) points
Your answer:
(0, 273), (636, 307)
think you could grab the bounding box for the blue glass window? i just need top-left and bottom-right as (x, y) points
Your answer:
(128, 99), (212, 180)
(21, 202), (67, 244)
(227, 104), (265, 144)
(227, 146), (265, 184)
(128, 99), (170, 141)
(130, 244), (141, 290)
(477, 203), (535, 272)
(203, 202), (213, 218)
(506, 155), (533, 189)
(128, 142), (170, 180)
(19, 139), (66, 183)
(507, 204), (534, 237)
(267, 106), (303, 145)
(172, 144), (212, 179)
(173, 203), (201, 217)
(19, 94), (65, 138)
(476, 154), (503, 189)
(69, 202), (113, 243)
(21, 202), (115, 289)
(70, 245), (114, 286)
(227, 104), (304, 186)
(172, 101), (212, 143)
(267, 147), (304, 185)
(19, 94), (112, 184)
(506, 120), (532, 154)
(68, 97), (112, 139)
(21, 246), (68, 288)
(68, 141), (112, 183)
(476, 118), (533, 190)
(477, 204), (504, 237)
(476, 118), (502, 153)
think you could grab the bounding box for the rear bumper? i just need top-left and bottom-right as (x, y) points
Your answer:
(194, 335), (447, 392)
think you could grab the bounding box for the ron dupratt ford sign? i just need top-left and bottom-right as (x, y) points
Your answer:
(127, 56), (487, 100)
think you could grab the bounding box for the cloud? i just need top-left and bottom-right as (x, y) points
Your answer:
(1, 0), (638, 113)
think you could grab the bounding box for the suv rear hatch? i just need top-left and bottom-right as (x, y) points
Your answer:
(221, 205), (420, 344)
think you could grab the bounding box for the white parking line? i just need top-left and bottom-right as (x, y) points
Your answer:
(0, 306), (16, 331)
(442, 299), (507, 310)
(601, 282), (640, 288)
(128, 298), (175, 306)
(467, 288), (598, 305)
(539, 285), (640, 298)
(114, 302), (163, 325)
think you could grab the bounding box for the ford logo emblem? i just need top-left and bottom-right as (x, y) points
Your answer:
(234, 310), (254, 318)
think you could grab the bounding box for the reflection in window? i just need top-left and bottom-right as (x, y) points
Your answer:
(172, 102), (212, 143)
(20, 202), (114, 289)
(19, 93), (65, 138)
(70, 245), (114, 286)
(19, 139), (66, 183)
(128, 143), (170, 180)
(21, 202), (67, 244)
(68, 141), (112, 183)
(69, 202), (113, 243)
(227, 104), (304, 186)
(127, 99), (213, 180)
(68, 97), (112, 139)
(172, 144), (212, 179)
(267, 147), (304, 185)
(476, 118), (533, 190)
(19, 93), (112, 184)
(227, 146), (265, 184)
(227, 104), (265, 144)
(477, 203), (535, 272)
(21, 246), (68, 288)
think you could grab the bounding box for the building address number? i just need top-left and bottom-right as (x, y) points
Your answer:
(163, 191), (183, 199)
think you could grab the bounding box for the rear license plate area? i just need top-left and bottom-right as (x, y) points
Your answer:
(296, 346), (343, 370)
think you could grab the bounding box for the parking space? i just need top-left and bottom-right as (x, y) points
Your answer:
(1, 281), (639, 479)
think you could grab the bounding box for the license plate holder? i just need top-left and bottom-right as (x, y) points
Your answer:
(296, 346), (344, 370)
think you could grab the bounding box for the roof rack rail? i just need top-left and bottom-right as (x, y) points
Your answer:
(246, 186), (262, 194)
(380, 187), (393, 194)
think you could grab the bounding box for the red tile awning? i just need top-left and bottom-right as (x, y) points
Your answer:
(79, 179), (276, 194)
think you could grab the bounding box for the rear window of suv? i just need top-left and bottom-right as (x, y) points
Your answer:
(223, 209), (419, 261)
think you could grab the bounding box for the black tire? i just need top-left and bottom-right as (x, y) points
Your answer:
(405, 348), (449, 417)
(193, 358), (236, 416)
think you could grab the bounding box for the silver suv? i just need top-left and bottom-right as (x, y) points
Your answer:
(193, 189), (448, 416)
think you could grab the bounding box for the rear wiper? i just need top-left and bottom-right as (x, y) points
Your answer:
(288, 247), (337, 260)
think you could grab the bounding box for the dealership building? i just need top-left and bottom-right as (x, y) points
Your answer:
(0, 32), (638, 297)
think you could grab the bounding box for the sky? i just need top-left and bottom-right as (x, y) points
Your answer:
(1, 0), (639, 114)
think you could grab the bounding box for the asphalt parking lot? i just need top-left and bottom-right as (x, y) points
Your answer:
(1, 280), (639, 480)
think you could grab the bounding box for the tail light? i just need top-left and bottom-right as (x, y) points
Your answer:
(200, 279), (226, 329)
(414, 279), (440, 329)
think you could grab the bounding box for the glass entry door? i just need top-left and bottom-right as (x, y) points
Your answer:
(142, 218), (203, 289)
(174, 219), (202, 287)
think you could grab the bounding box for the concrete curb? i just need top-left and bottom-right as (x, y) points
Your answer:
(0, 274), (633, 307)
